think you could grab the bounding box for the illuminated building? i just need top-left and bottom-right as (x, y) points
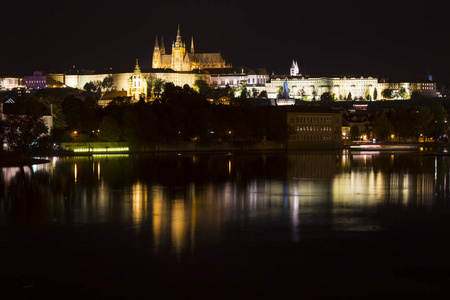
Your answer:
(208, 67), (269, 88)
(24, 71), (46, 89)
(266, 75), (378, 100)
(0, 75), (23, 90)
(287, 109), (343, 149)
(152, 25), (229, 71)
(377, 78), (437, 99)
(265, 63), (438, 100)
(47, 69), (211, 95)
(127, 60), (147, 101)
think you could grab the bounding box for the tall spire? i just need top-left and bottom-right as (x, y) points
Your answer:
(160, 36), (165, 54)
(175, 24), (182, 47)
(191, 36), (194, 54)
(135, 59), (140, 71)
(154, 35), (159, 48)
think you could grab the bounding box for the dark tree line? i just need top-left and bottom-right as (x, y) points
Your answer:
(59, 82), (286, 144)
(372, 103), (448, 141)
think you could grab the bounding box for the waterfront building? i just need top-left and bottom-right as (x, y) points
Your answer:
(24, 71), (46, 89)
(287, 109), (343, 149)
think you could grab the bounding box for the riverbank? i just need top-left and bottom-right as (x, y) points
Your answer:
(0, 153), (50, 167)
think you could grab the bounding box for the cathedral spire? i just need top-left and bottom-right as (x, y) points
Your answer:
(175, 24), (182, 47)
(154, 35), (159, 49)
(160, 36), (165, 55)
(191, 36), (194, 54)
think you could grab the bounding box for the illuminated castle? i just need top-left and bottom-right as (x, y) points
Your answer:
(152, 25), (229, 71)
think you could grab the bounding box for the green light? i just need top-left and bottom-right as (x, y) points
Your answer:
(73, 147), (129, 153)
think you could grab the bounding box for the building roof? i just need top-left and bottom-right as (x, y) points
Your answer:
(379, 77), (434, 83)
(99, 91), (127, 100)
(187, 53), (225, 64)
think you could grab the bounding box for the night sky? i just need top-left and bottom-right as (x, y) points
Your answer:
(3, 0), (450, 83)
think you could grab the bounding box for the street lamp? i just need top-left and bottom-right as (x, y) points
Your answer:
(74, 131), (78, 142)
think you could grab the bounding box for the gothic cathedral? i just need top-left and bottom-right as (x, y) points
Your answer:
(152, 25), (229, 71)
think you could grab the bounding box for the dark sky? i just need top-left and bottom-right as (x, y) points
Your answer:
(3, 0), (450, 83)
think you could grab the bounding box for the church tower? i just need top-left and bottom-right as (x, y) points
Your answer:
(128, 59), (147, 101)
(290, 60), (300, 76)
(190, 36), (194, 54)
(171, 24), (186, 71)
(152, 36), (161, 68)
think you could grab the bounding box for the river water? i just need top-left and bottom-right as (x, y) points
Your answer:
(1, 151), (450, 299)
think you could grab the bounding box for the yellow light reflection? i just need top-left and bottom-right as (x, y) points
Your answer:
(74, 163), (77, 183)
(228, 159), (232, 175)
(171, 200), (186, 256)
(97, 162), (101, 181)
(152, 186), (163, 252)
(132, 182), (147, 230)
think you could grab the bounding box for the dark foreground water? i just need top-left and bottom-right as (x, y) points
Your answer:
(1, 151), (450, 299)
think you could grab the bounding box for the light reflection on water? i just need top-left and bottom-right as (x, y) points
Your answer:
(1, 152), (449, 256)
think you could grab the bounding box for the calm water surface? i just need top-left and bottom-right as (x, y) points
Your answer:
(1, 151), (450, 299)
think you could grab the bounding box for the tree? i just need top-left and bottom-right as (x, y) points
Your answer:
(365, 89), (372, 101)
(38, 92), (67, 130)
(251, 88), (258, 98)
(102, 75), (115, 91)
(411, 91), (421, 100)
(277, 86), (283, 98)
(350, 124), (360, 140)
(146, 74), (155, 95)
(372, 111), (392, 141)
(99, 116), (121, 142)
(194, 79), (212, 97)
(259, 90), (268, 98)
(2, 116), (48, 152)
(83, 81), (96, 93)
(312, 90), (317, 101)
(382, 89), (392, 99)
(153, 78), (165, 95)
(429, 102), (448, 140)
(320, 92), (334, 102)
(399, 87), (408, 99)
(373, 88), (378, 100)
(418, 106), (434, 140)
(240, 87), (248, 99)
(122, 106), (141, 143)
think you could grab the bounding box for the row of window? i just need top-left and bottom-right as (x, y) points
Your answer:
(289, 135), (339, 141)
(290, 116), (334, 123)
(296, 126), (332, 132)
